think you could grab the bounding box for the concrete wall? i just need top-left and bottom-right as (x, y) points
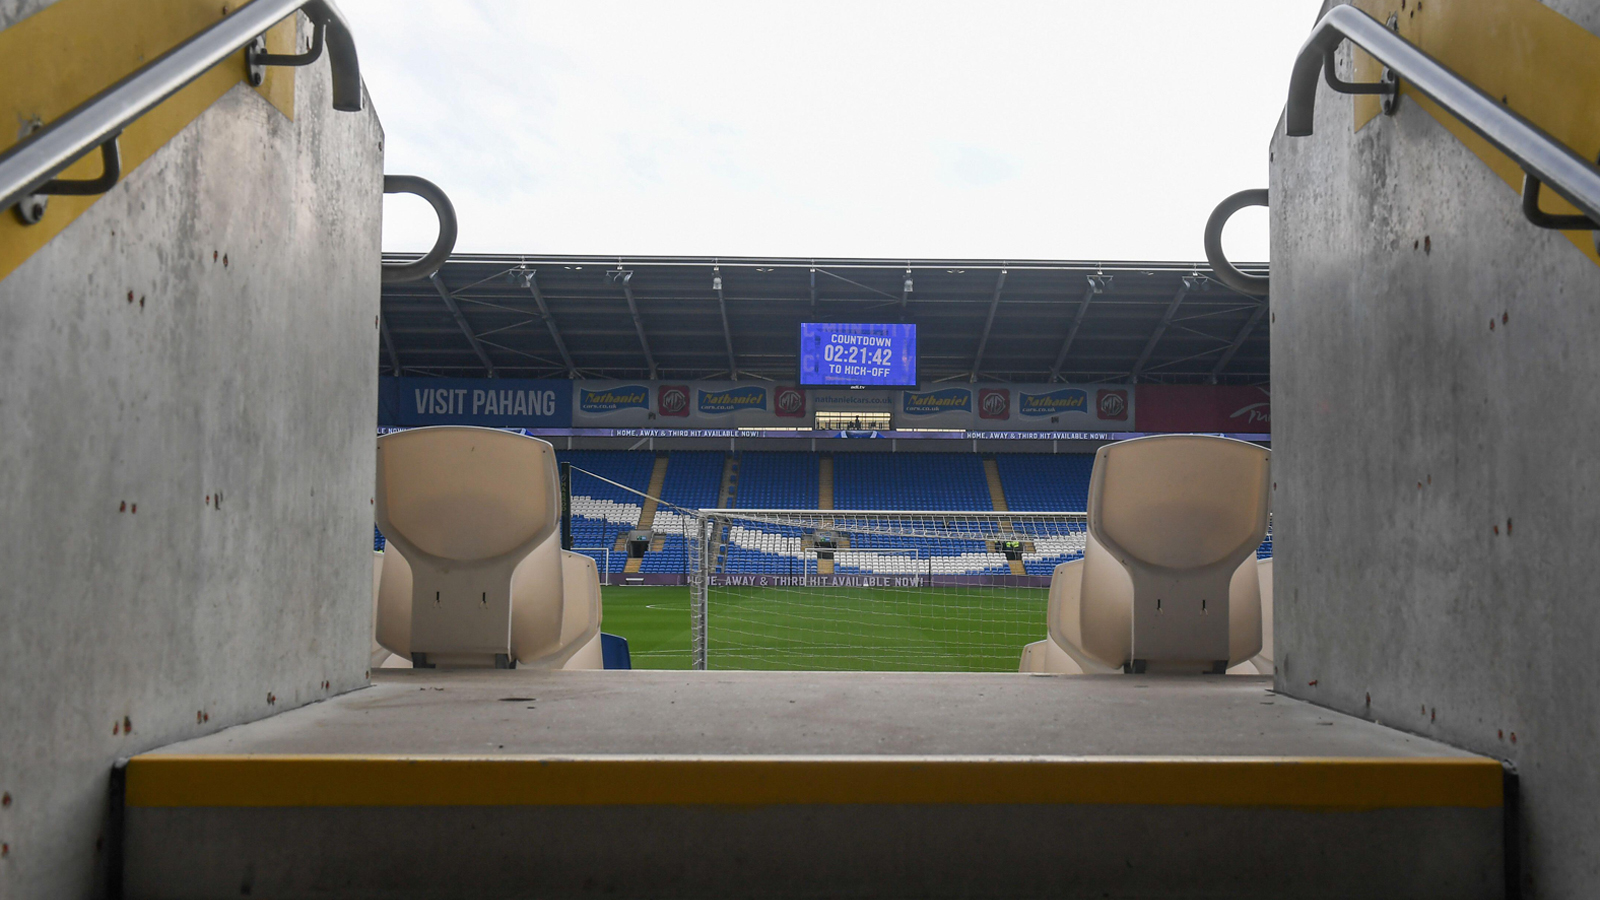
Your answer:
(0, 18), (384, 900)
(1271, 2), (1600, 896)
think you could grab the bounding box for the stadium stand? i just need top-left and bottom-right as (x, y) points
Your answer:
(993, 453), (1094, 511)
(733, 451), (819, 508)
(833, 453), (992, 510)
(642, 451), (725, 573)
(558, 450), (656, 574)
(473, 449), (1264, 578)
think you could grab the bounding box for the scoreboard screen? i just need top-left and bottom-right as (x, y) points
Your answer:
(798, 323), (918, 388)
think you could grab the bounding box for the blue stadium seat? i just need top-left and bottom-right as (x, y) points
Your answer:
(735, 452), (818, 508)
(993, 454), (1095, 512)
(834, 453), (991, 510)
(558, 450), (656, 574)
(640, 452), (725, 574)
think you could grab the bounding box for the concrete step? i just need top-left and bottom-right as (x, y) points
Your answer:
(818, 455), (833, 510)
(716, 455), (738, 508)
(123, 672), (1505, 900)
(982, 456), (1009, 512)
(635, 454), (670, 529)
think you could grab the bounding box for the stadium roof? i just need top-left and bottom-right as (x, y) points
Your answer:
(379, 255), (1270, 385)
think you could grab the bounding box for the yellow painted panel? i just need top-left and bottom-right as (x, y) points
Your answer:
(0, 0), (298, 282)
(1348, 0), (1600, 266)
(125, 754), (1506, 810)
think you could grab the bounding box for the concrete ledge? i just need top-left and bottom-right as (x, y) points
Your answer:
(121, 672), (1505, 898)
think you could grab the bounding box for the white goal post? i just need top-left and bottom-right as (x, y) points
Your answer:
(688, 509), (1090, 671)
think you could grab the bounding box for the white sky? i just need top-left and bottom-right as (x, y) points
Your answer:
(344, 1), (1321, 263)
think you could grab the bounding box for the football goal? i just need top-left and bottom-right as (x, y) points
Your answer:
(686, 509), (1088, 671)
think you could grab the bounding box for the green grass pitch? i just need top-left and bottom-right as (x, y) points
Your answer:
(601, 585), (1049, 672)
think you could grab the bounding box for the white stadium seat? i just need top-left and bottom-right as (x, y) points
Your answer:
(1020, 435), (1271, 674)
(549, 549), (603, 669)
(1254, 557), (1274, 674)
(373, 426), (567, 668)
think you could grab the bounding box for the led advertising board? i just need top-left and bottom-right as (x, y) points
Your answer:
(798, 322), (918, 388)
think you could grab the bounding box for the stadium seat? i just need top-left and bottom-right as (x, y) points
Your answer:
(373, 426), (565, 668)
(1254, 557), (1275, 674)
(376, 534), (607, 669)
(1024, 435), (1270, 674)
(1017, 637), (1085, 674)
(551, 550), (604, 668)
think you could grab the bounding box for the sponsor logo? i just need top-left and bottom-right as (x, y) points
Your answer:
(1228, 401), (1271, 427)
(978, 388), (1010, 419)
(658, 385), (690, 417)
(774, 386), (807, 418)
(698, 385), (769, 415)
(1017, 388), (1087, 417)
(902, 388), (972, 416)
(579, 385), (650, 413)
(1096, 389), (1129, 421)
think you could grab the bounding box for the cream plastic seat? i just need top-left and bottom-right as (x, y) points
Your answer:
(554, 550), (604, 669)
(373, 426), (565, 668)
(1018, 435), (1271, 675)
(374, 537), (605, 669)
(1254, 557), (1275, 674)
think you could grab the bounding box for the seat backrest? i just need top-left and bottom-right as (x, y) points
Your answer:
(511, 546), (602, 667)
(375, 427), (562, 667)
(1086, 435), (1270, 672)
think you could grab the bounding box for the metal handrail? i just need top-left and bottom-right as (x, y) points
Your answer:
(0, 0), (361, 218)
(1204, 189), (1270, 297)
(1287, 5), (1600, 231)
(381, 175), (458, 284)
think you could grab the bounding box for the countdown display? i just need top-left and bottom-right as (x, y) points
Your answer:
(798, 322), (918, 388)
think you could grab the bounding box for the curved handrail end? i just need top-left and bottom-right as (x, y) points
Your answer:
(1204, 189), (1270, 298)
(382, 175), (458, 284)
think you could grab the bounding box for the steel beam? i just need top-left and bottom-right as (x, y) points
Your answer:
(1210, 301), (1268, 383)
(1130, 277), (1200, 382)
(521, 270), (579, 377)
(716, 284), (738, 379)
(968, 269), (1008, 382)
(429, 272), (496, 378)
(1048, 275), (1110, 383)
(614, 270), (657, 379)
(379, 312), (402, 376)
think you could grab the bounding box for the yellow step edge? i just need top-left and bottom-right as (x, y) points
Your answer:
(1, 0), (301, 283)
(124, 754), (1505, 811)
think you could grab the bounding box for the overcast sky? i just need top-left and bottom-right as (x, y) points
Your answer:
(343, 1), (1321, 263)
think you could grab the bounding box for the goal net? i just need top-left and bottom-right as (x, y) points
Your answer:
(687, 509), (1088, 671)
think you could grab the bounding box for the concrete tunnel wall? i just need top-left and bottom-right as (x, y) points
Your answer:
(1272, 1), (1600, 896)
(0, 10), (384, 900)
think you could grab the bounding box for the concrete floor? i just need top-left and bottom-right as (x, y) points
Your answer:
(149, 669), (1478, 758)
(124, 672), (1505, 899)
